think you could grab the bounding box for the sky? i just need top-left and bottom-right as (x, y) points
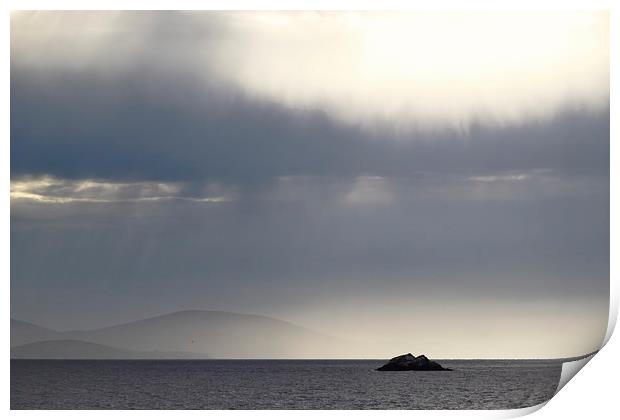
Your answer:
(10, 11), (609, 358)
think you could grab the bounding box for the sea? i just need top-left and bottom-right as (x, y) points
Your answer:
(11, 359), (562, 410)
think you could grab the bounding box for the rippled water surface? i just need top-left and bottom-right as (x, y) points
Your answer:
(11, 359), (562, 409)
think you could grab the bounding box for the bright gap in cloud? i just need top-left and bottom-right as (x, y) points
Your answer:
(11, 11), (608, 133)
(207, 11), (609, 130)
(10, 177), (234, 204)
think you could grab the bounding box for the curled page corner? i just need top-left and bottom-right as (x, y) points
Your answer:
(541, 287), (620, 408)
(499, 353), (598, 419)
(554, 353), (596, 396)
(503, 401), (549, 418)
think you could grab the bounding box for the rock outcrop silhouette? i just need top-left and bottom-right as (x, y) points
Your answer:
(376, 353), (452, 371)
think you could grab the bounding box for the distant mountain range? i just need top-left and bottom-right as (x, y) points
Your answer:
(11, 310), (357, 359)
(12, 319), (64, 346)
(11, 339), (205, 359)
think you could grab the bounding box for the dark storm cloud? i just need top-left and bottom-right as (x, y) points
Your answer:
(10, 65), (609, 185)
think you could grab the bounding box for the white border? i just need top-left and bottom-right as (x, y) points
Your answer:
(4, 1), (617, 418)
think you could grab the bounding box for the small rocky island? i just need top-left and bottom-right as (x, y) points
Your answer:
(376, 353), (452, 371)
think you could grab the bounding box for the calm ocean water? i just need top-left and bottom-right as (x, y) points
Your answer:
(11, 359), (562, 409)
